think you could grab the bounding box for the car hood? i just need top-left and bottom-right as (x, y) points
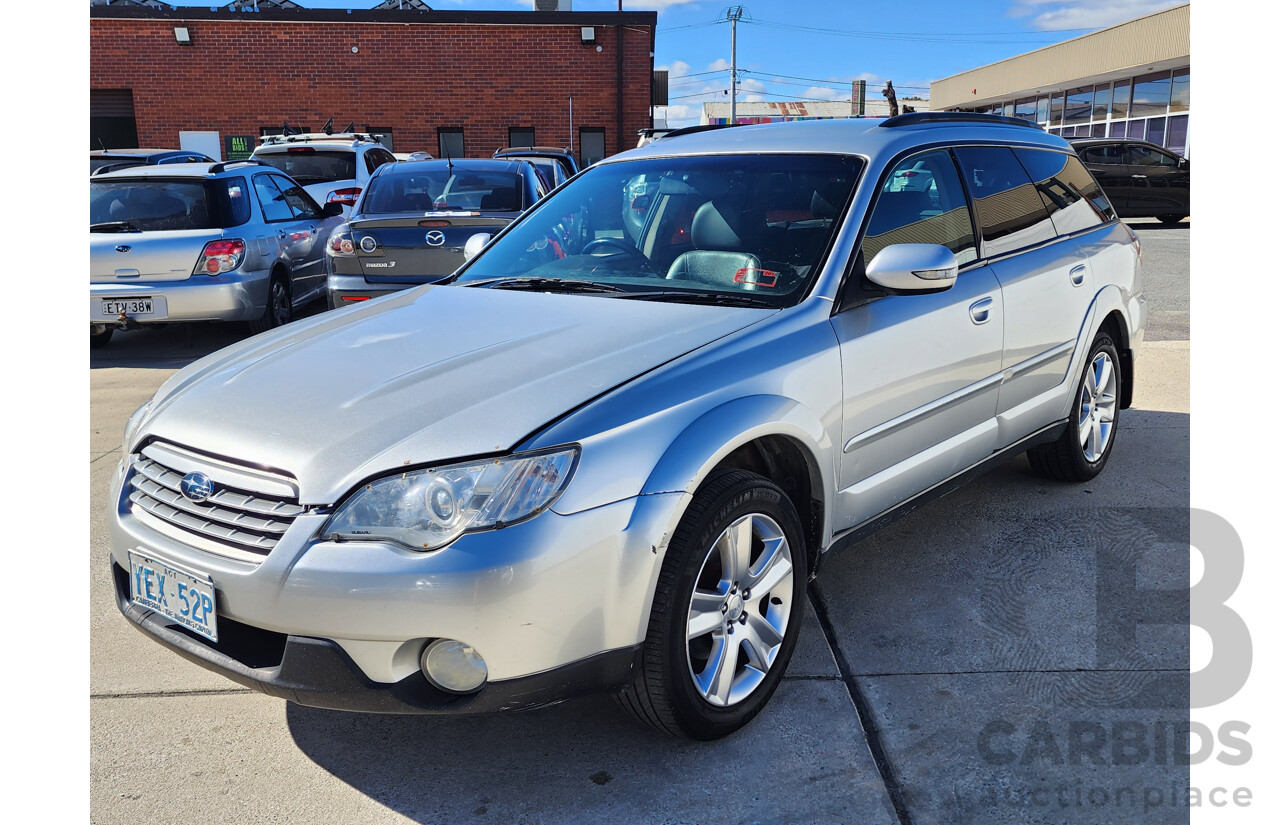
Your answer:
(138, 285), (772, 504)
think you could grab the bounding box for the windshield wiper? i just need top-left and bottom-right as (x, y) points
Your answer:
(472, 277), (630, 294)
(90, 221), (140, 233)
(620, 290), (777, 308)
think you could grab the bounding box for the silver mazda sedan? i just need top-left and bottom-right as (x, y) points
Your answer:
(109, 114), (1145, 740)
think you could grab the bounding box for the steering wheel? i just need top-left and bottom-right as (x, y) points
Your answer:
(582, 237), (648, 263)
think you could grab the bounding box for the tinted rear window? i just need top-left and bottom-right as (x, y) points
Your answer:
(89, 177), (252, 230)
(362, 169), (523, 213)
(953, 146), (1056, 257)
(90, 157), (141, 173)
(255, 149), (356, 184)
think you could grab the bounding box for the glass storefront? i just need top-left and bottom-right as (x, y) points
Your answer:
(952, 66), (1190, 157)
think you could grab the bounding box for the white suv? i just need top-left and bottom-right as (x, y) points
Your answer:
(252, 133), (397, 217)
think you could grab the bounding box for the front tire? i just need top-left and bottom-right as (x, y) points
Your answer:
(617, 469), (808, 739)
(1158, 214), (1187, 226)
(1027, 332), (1121, 481)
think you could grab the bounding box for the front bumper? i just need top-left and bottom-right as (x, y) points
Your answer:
(108, 457), (684, 710)
(111, 560), (640, 714)
(90, 268), (271, 327)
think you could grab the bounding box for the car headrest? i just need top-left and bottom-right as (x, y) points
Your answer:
(810, 184), (846, 219)
(691, 199), (757, 251)
(481, 187), (519, 211)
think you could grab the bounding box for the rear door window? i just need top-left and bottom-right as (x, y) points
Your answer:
(253, 174), (295, 222)
(1126, 144), (1179, 167)
(862, 150), (977, 266)
(953, 146), (1057, 258)
(1078, 144), (1126, 165)
(1013, 148), (1109, 234)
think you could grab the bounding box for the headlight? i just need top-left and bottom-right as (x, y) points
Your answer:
(322, 447), (579, 551)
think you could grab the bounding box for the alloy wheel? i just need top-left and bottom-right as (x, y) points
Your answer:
(685, 513), (795, 707)
(1078, 351), (1118, 462)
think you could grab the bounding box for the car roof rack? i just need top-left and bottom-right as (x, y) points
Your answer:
(259, 132), (380, 146)
(207, 159), (270, 175)
(493, 146), (575, 156)
(878, 112), (1043, 130)
(656, 123), (742, 141)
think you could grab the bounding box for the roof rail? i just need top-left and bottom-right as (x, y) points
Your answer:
(879, 112), (1043, 130)
(657, 123), (742, 141)
(207, 159), (269, 175)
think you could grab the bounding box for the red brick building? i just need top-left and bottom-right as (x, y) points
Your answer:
(90, 4), (656, 165)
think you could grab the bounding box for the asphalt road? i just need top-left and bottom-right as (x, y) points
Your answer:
(90, 221), (1190, 824)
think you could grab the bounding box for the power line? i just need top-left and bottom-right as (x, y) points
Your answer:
(742, 70), (928, 91)
(745, 18), (1063, 44)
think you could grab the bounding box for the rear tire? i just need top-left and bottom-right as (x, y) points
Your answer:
(250, 274), (292, 334)
(616, 469), (808, 740)
(90, 327), (113, 349)
(1027, 331), (1121, 482)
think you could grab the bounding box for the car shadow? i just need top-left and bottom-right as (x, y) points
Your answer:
(89, 302), (331, 370)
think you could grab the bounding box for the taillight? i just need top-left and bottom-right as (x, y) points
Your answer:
(327, 187), (362, 207)
(194, 239), (245, 276)
(328, 225), (355, 256)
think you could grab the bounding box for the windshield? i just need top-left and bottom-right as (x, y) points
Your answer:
(255, 149), (356, 184)
(362, 168), (524, 214)
(454, 153), (860, 307)
(90, 156), (141, 173)
(89, 177), (251, 231)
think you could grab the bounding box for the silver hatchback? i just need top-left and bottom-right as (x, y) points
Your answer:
(90, 160), (344, 347)
(108, 114), (1144, 739)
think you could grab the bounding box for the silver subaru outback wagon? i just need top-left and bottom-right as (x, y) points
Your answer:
(108, 114), (1145, 740)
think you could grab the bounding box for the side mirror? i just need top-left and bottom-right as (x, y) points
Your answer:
(865, 243), (958, 292)
(323, 202), (345, 217)
(1177, 157), (1188, 169)
(463, 232), (493, 261)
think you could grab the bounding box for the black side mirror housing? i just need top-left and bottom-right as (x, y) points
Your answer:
(323, 202), (345, 217)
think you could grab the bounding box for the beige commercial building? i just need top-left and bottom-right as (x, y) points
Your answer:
(931, 3), (1190, 156)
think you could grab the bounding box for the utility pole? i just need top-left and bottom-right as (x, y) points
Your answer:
(726, 6), (746, 124)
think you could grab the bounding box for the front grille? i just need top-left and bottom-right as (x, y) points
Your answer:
(127, 442), (305, 559)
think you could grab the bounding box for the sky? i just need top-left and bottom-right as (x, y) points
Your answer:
(165, 0), (1187, 127)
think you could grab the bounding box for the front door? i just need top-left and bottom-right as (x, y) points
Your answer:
(831, 149), (1004, 531)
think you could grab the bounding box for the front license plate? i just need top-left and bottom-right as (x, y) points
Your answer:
(128, 551), (218, 642)
(101, 298), (154, 316)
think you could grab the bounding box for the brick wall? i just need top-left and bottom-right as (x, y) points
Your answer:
(90, 15), (654, 159)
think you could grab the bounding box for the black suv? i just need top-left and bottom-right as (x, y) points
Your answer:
(1071, 138), (1189, 225)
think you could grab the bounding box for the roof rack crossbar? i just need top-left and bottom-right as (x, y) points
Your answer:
(878, 112), (1043, 130)
(259, 132), (379, 146)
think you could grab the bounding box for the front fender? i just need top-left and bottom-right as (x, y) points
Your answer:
(639, 394), (834, 545)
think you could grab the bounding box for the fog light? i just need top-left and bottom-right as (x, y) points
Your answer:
(421, 639), (487, 694)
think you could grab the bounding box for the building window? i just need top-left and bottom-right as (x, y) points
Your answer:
(1036, 96), (1049, 124)
(365, 126), (394, 152)
(1127, 119), (1147, 141)
(1146, 116), (1167, 149)
(438, 127), (464, 160)
(579, 128), (606, 167)
(1166, 115), (1189, 156)
(1014, 97), (1036, 122)
(1170, 69), (1190, 113)
(1111, 80), (1131, 120)
(1064, 87), (1092, 125)
(508, 127), (535, 148)
(91, 89), (139, 150)
(1131, 71), (1172, 118)
(1049, 93), (1064, 126)
(1092, 85), (1110, 123)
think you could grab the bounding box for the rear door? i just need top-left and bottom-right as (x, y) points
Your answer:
(270, 174), (335, 301)
(1125, 143), (1190, 216)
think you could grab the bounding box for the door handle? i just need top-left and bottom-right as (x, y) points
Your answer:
(1131, 174), (1148, 179)
(969, 297), (993, 325)
(1069, 264), (1086, 286)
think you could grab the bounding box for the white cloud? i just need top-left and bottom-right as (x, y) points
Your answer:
(801, 86), (845, 101)
(707, 58), (731, 72)
(1007, 0), (1182, 31)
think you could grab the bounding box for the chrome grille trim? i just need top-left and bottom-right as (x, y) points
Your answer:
(126, 446), (304, 558)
